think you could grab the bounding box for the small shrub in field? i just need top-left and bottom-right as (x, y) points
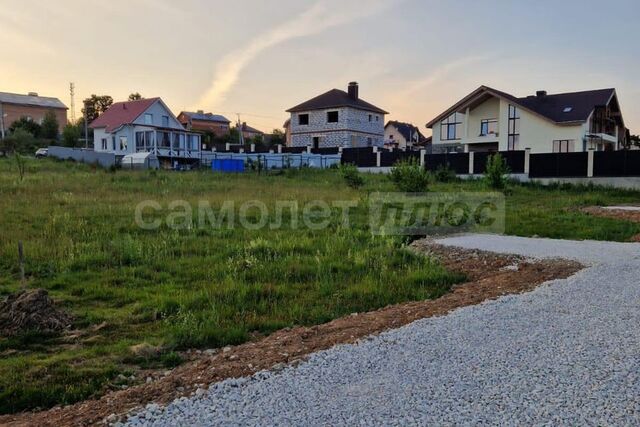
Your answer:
(484, 153), (510, 190)
(389, 159), (429, 192)
(340, 164), (364, 189)
(433, 164), (457, 183)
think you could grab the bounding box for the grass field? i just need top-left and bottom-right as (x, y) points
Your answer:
(1, 158), (639, 414)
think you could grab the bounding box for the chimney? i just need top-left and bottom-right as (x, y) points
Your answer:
(27, 92), (38, 97)
(536, 90), (547, 98)
(197, 110), (204, 114)
(348, 82), (359, 100)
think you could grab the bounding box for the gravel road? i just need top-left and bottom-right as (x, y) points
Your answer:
(124, 235), (640, 426)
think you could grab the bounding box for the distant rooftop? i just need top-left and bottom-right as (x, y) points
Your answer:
(180, 111), (230, 123)
(287, 82), (388, 115)
(0, 91), (67, 109)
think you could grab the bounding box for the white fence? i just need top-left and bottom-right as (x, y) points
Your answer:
(200, 152), (341, 169)
(48, 146), (117, 168)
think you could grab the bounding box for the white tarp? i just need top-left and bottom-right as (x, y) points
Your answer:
(121, 152), (160, 170)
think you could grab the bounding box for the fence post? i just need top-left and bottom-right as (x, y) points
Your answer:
(587, 149), (595, 178)
(524, 148), (531, 175)
(468, 151), (474, 175)
(376, 151), (381, 168)
(338, 146), (343, 154)
(250, 143), (255, 152)
(420, 149), (426, 167)
(306, 145), (311, 154)
(239, 148), (244, 153)
(277, 144), (282, 154)
(372, 146), (378, 153)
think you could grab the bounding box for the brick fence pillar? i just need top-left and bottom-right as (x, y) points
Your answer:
(587, 149), (595, 178)
(524, 148), (531, 175)
(468, 151), (474, 175)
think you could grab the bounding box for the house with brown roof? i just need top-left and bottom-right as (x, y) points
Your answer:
(426, 86), (628, 154)
(0, 91), (67, 138)
(90, 97), (201, 161)
(177, 111), (231, 136)
(286, 82), (388, 148)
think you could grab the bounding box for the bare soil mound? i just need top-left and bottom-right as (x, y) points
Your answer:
(0, 289), (73, 337)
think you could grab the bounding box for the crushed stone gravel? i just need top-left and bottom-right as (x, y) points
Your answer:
(123, 234), (640, 426)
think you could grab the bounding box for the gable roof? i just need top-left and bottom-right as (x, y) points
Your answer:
(385, 120), (426, 142)
(180, 111), (230, 123)
(89, 97), (160, 132)
(240, 122), (264, 135)
(0, 91), (67, 109)
(426, 86), (617, 128)
(287, 89), (388, 114)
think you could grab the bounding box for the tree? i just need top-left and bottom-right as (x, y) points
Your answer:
(62, 123), (81, 147)
(41, 110), (60, 139)
(270, 129), (285, 146)
(128, 92), (143, 101)
(9, 117), (41, 138)
(1, 129), (37, 155)
(82, 95), (113, 123)
(630, 134), (640, 148)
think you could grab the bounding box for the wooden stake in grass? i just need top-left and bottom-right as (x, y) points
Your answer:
(18, 241), (25, 286)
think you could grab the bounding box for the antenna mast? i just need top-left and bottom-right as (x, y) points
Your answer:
(69, 82), (76, 123)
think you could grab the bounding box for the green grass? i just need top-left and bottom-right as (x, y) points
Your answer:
(1, 158), (639, 414)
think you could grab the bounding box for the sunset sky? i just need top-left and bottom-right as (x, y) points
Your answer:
(1, 0), (639, 134)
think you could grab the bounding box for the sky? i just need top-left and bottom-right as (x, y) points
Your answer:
(1, 0), (640, 134)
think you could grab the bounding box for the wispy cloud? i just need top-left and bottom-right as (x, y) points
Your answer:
(197, 0), (399, 109)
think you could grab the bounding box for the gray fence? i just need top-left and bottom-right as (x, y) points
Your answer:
(48, 146), (117, 168)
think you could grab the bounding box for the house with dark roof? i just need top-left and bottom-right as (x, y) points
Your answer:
(177, 111), (231, 137)
(238, 122), (264, 141)
(384, 121), (428, 150)
(426, 86), (627, 154)
(0, 91), (67, 138)
(286, 82), (388, 148)
(90, 98), (201, 162)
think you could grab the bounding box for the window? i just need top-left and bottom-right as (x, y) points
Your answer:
(507, 105), (520, 151)
(144, 113), (153, 125)
(327, 111), (339, 123)
(367, 137), (373, 146)
(553, 140), (574, 153)
(480, 119), (498, 136)
(162, 115), (170, 127)
(145, 131), (154, 148)
(369, 114), (373, 122)
(376, 116), (379, 122)
(563, 107), (573, 113)
(136, 132), (145, 149)
(298, 114), (309, 125)
(313, 137), (320, 149)
(101, 138), (107, 150)
(189, 134), (200, 151)
(112, 136), (116, 151)
(158, 131), (170, 148)
(440, 113), (462, 141)
(119, 136), (128, 151)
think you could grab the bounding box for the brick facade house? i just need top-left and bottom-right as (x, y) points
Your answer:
(286, 82), (387, 148)
(0, 91), (68, 137)
(177, 111), (231, 136)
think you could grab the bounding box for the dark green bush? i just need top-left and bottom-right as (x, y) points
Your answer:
(340, 164), (364, 189)
(433, 164), (457, 183)
(484, 153), (510, 189)
(389, 158), (430, 192)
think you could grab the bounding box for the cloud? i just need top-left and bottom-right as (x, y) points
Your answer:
(197, 0), (398, 109)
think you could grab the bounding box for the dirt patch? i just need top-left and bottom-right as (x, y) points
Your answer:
(0, 244), (582, 427)
(0, 289), (73, 337)
(581, 206), (640, 224)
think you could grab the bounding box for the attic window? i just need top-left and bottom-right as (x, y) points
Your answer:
(563, 107), (573, 113)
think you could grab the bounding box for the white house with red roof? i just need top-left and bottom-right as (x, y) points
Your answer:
(90, 97), (201, 161)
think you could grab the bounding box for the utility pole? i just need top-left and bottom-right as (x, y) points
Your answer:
(236, 113), (245, 146)
(83, 99), (89, 149)
(69, 83), (76, 124)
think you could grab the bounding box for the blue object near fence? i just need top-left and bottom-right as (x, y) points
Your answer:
(212, 158), (245, 173)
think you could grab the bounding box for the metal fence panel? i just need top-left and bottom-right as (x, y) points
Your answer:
(529, 152), (588, 178)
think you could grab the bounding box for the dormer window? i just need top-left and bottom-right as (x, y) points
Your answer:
(563, 107), (573, 113)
